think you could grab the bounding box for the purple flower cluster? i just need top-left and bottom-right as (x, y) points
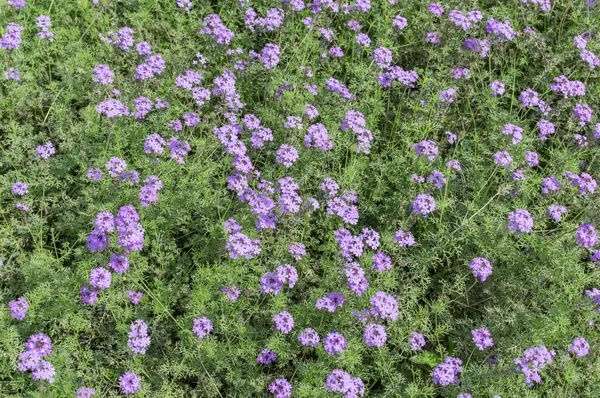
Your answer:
(128, 319), (151, 355)
(323, 332), (347, 355)
(298, 328), (320, 347)
(432, 356), (462, 386)
(363, 324), (387, 347)
(36, 16), (54, 41)
(514, 346), (556, 385)
(273, 311), (294, 334)
(341, 110), (373, 154)
(200, 15), (235, 46)
(257, 348), (277, 364)
(411, 194), (436, 217)
(9, 296), (29, 320)
(192, 317), (213, 339)
(99, 27), (135, 51)
(18, 333), (55, 383)
(408, 332), (426, 351)
(369, 291), (398, 321)
(576, 224), (598, 248)
(469, 257), (493, 282)
(316, 292), (345, 312)
(472, 328), (494, 350)
(119, 371), (142, 394)
(569, 337), (590, 358)
(326, 369), (365, 397)
(127, 290), (143, 304)
(1, 23), (24, 50)
(268, 378), (292, 398)
(244, 8), (285, 32)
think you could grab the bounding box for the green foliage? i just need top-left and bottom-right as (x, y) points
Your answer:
(1, 0), (600, 397)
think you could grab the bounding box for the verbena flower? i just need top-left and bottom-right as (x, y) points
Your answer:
(408, 332), (426, 351)
(472, 328), (494, 350)
(9, 297), (29, 320)
(119, 371), (142, 395)
(192, 317), (213, 339)
(432, 356), (462, 386)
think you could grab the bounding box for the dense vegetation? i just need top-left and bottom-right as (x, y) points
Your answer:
(1, 0), (600, 396)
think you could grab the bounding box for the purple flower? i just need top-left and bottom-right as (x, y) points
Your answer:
(8, 0), (27, 8)
(288, 242), (306, 262)
(268, 378), (292, 398)
(449, 10), (472, 31)
(304, 123), (334, 152)
(411, 194), (436, 217)
(432, 356), (463, 386)
(537, 119), (556, 141)
(192, 317), (213, 339)
(76, 387), (95, 398)
(493, 151), (512, 168)
(428, 170), (446, 189)
(428, 2), (444, 15)
(15, 202), (30, 212)
(514, 346), (555, 385)
(1, 23), (24, 50)
(119, 372), (142, 395)
(260, 44), (280, 69)
(369, 291), (398, 320)
(92, 65), (114, 85)
(36, 142), (56, 159)
(508, 209), (534, 234)
(257, 348), (277, 364)
(80, 286), (99, 305)
(472, 328), (494, 350)
(275, 144), (299, 168)
(108, 253), (129, 274)
(96, 99), (129, 118)
(298, 328), (320, 347)
(569, 337), (590, 358)
(469, 257), (493, 282)
(127, 319), (151, 355)
(105, 157), (127, 178)
(372, 252), (392, 272)
(226, 232), (261, 259)
(260, 272), (283, 294)
(8, 297), (29, 320)
(89, 267), (111, 290)
(273, 311), (294, 334)
(576, 224), (598, 247)
(86, 168), (103, 181)
(326, 369), (364, 396)
(11, 182), (28, 196)
(490, 80), (505, 97)
(546, 204), (567, 222)
(426, 31), (441, 44)
(573, 103), (593, 126)
(393, 15), (408, 30)
(127, 290), (143, 304)
(453, 67), (471, 79)
(408, 332), (426, 351)
(99, 27), (135, 51)
(136, 41), (152, 55)
(25, 333), (53, 356)
(363, 324), (387, 347)
(394, 230), (415, 247)
(4, 67), (21, 80)
(413, 139), (438, 161)
(439, 88), (456, 103)
(276, 264), (298, 288)
(502, 124), (523, 145)
(323, 332), (347, 355)
(356, 33), (371, 47)
(32, 360), (55, 383)
(486, 19), (517, 40)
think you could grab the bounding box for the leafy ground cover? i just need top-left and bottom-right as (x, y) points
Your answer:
(1, 0), (600, 397)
